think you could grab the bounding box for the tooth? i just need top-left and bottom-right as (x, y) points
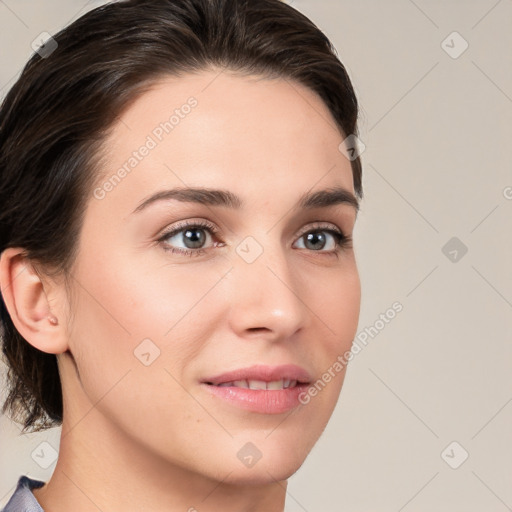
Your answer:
(283, 379), (291, 389)
(267, 379), (284, 390)
(233, 380), (249, 388)
(218, 381), (233, 387)
(248, 380), (267, 390)
(289, 380), (297, 388)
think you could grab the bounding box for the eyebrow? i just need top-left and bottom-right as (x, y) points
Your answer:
(132, 186), (359, 214)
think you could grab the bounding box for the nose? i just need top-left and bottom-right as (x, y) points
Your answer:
(225, 239), (311, 342)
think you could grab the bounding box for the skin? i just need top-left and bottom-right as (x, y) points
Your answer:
(0, 69), (361, 512)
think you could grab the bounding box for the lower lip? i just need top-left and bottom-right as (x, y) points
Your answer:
(202, 383), (309, 414)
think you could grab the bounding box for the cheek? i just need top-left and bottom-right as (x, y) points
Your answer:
(307, 263), (361, 352)
(104, 252), (232, 337)
(64, 269), (209, 455)
(66, 252), (231, 399)
(73, 247), (229, 340)
(304, 265), (360, 401)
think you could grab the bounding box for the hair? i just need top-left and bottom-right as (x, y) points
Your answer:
(0, 0), (363, 432)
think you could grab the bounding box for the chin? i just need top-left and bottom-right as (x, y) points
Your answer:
(220, 455), (308, 486)
(212, 434), (314, 486)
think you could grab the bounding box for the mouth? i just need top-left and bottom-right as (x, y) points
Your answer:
(201, 363), (312, 388)
(200, 364), (312, 414)
(205, 378), (305, 390)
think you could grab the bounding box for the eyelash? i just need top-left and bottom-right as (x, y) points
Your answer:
(157, 219), (352, 258)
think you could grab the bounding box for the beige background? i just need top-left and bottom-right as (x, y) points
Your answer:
(1, 0), (511, 510)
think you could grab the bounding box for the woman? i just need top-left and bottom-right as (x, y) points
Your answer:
(0, 0), (363, 510)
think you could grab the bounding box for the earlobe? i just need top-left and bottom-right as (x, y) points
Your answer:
(0, 247), (69, 354)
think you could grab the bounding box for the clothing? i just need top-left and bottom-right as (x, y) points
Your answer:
(1, 476), (45, 512)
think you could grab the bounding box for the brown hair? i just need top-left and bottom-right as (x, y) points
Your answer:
(0, 0), (363, 432)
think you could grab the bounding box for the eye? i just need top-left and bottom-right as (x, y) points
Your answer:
(157, 220), (352, 257)
(157, 220), (220, 257)
(294, 223), (352, 255)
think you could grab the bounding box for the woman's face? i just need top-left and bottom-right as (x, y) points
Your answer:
(61, 69), (361, 484)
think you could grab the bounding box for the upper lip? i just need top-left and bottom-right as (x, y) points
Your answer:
(202, 364), (312, 385)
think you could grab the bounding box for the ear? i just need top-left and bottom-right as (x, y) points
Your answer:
(0, 247), (69, 354)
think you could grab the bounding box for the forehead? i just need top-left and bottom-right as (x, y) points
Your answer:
(94, 69), (355, 213)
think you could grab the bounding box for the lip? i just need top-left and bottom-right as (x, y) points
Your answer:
(202, 364), (312, 386)
(201, 364), (312, 414)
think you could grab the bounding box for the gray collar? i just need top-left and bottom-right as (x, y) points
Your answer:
(1, 476), (45, 512)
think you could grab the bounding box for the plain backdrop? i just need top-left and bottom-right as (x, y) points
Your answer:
(0, 1), (511, 510)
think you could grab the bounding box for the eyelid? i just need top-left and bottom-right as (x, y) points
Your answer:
(158, 219), (345, 241)
(295, 221), (344, 237)
(158, 218), (219, 239)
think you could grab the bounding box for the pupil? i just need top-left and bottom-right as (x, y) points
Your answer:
(184, 229), (205, 248)
(306, 232), (325, 250)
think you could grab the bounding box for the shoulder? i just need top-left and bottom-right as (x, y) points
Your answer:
(1, 476), (46, 512)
